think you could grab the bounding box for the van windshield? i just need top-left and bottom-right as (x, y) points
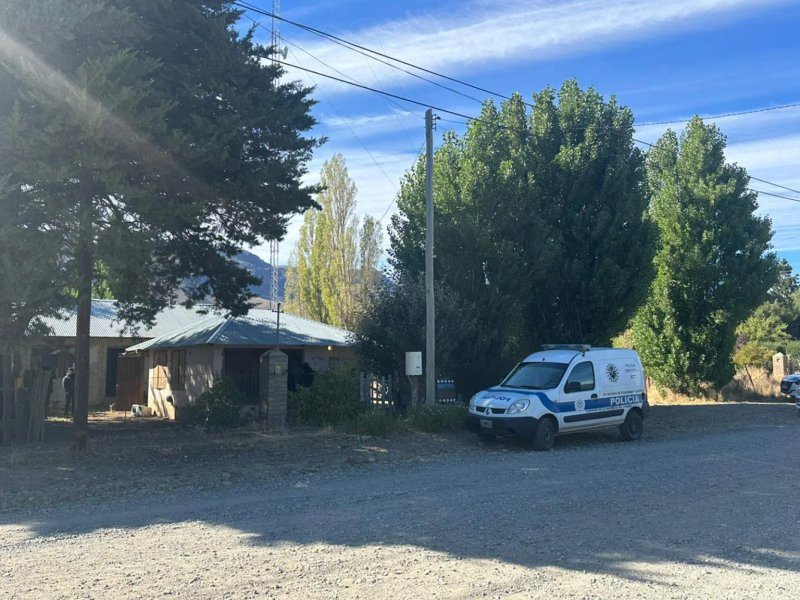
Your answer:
(502, 362), (569, 390)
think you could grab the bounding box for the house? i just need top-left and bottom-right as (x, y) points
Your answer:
(125, 309), (355, 419)
(33, 300), (210, 411)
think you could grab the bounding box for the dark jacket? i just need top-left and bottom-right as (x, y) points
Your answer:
(62, 372), (75, 394)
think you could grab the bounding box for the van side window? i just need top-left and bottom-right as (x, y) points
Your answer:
(564, 361), (595, 393)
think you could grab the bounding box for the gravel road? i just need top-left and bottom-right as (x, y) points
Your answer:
(2, 406), (800, 599)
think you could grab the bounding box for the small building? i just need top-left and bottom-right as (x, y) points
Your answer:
(33, 300), (209, 411)
(125, 309), (355, 419)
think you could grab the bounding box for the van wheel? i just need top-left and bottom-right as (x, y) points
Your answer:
(532, 417), (556, 451)
(620, 410), (643, 441)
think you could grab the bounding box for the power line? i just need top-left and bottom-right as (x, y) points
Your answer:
(281, 61), (800, 204)
(636, 102), (800, 127)
(291, 57), (401, 195)
(234, 0), (508, 104)
(749, 176), (800, 196)
(273, 59), (495, 123)
(293, 17), (485, 106)
(281, 37), (423, 149)
(379, 141), (426, 224)
(750, 189), (800, 203)
(242, 13), (425, 159)
(271, 57), (800, 208)
(238, 0), (800, 136)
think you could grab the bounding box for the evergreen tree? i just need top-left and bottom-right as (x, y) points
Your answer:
(285, 154), (383, 329)
(0, 179), (71, 444)
(633, 118), (778, 394)
(369, 82), (653, 394)
(0, 1), (320, 447)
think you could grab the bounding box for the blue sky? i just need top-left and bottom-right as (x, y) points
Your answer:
(238, 0), (800, 270)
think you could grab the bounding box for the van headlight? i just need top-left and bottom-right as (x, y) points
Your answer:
(507, 399), (529, 414)
(469, 395), (477, 410)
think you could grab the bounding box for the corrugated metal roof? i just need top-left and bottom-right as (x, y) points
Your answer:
(38, 300), (216, 339)
(126, 309), (353, 351)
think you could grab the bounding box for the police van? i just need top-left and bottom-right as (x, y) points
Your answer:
(467, 345), (647, 450)
(779, 373), (800, 414)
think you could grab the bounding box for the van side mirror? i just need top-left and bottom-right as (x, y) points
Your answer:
(564, 381), (581, 393)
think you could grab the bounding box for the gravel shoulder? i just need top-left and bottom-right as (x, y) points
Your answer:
(1, 402), (797, 515)
(2, 403), (799, 599)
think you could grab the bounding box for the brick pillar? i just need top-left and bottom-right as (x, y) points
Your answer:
(259, 350), (288, 430)
(773, 352), (788, 382)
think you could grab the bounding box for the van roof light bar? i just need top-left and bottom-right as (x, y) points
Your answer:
(541, 344), (592, 352)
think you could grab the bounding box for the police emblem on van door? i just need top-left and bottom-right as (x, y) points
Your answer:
(606, 364), (619, 382)
(575, 398), (585, 411)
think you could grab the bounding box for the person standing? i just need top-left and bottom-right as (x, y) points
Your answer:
(62, 367), (75, 416)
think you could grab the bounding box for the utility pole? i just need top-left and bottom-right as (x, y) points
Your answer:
(425, 109), (436, 406)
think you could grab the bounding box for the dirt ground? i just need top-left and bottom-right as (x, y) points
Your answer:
(2, 402), (799, 599)
(1, 401), (797, 515)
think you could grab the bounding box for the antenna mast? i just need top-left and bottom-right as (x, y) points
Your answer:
(269, 0), (281, 309)
(270, 0), (280, 60)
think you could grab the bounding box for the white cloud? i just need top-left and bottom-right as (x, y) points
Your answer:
(319, 108), (421, 140)
(284, 0), (786, 95)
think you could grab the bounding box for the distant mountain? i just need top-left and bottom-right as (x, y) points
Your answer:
(234, 250), (287, 301)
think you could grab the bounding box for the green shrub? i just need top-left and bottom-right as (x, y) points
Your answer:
(288, 365), (363, 427)
(188, 378), (243, 431)
(733, 342), (774, 372)
(405, 404), (467, 433)
(339, 410), (401, 436)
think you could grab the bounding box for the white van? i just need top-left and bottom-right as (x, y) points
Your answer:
(467, 345), (648, 450)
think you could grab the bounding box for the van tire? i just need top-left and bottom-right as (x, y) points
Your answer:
(532, 417), (556, 451)
(620, 410), (643, 441)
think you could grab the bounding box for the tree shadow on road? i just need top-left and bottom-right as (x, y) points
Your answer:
(3, 414), (800, 586)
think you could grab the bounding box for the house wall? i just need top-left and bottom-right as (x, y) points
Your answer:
(32, 337), (141, 411)
(146, 346), (221, 419)
(142, 345), (354, 420)
(303, 346), (356, 373)
(90, 339), (137, 409)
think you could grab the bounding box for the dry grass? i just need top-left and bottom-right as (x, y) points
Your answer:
(647, 367), (785, 405)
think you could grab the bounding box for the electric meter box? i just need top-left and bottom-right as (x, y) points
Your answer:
(405, 351), (423, 376)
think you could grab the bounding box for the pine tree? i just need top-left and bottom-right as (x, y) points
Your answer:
(0, 1), (320, 447)
(633, 118), (778, 394)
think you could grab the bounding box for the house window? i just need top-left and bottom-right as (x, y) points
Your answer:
(170, 350), (187, 391)
(152, 350), (169, 390)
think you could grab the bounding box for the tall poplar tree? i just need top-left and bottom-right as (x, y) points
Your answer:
(285, 154), (383, 329)
(0, 1), (320, 448)
(633, 118), (778, 394)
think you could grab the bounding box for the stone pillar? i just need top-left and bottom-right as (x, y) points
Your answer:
(259, 349), (288, 430)
(772, 352), (788, 382)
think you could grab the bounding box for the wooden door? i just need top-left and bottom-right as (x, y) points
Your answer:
(116, 355), (144, 412)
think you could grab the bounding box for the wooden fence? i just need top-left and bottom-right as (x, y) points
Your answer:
(0, 368), (50, 445)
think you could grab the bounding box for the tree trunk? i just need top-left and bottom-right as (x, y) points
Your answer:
(1, 352), (14, 445)
(74, 194), (93, 452)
